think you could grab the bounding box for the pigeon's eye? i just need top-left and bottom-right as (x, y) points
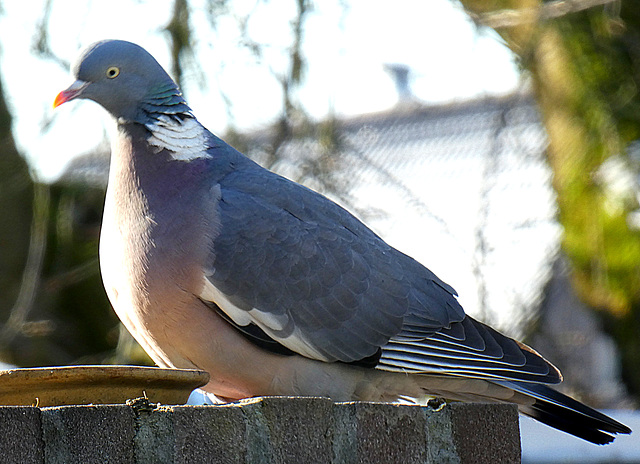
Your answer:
(106, 67), (120, 79)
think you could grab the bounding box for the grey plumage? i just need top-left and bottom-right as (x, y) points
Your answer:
(54, 39), (631, 445)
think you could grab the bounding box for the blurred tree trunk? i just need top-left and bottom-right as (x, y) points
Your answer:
(0, 62), (34, 357)
(461, 0), (640, 396)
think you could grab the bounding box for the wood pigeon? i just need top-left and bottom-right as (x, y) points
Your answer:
(54, 40), (630, 444)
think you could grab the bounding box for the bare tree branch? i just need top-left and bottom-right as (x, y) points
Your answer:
(263, 0), (312, 169)
(31, 0), (69, 70)
(164, 0), (192, 88)
(0, 183), (50, 345)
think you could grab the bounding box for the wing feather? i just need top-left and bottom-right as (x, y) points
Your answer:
(377, 316), (561, 383)
(203, 168), (456, 363)
(203, 164), (560, 383)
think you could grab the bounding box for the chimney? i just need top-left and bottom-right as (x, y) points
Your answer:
(384, 63), (413, 103)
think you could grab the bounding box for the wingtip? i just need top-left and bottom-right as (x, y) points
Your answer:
(514, 338), (563, 383)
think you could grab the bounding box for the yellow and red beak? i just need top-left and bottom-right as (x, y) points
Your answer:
(53, 80), (88, 108)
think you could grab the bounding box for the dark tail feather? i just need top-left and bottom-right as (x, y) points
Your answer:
(500, 381), (631, 445)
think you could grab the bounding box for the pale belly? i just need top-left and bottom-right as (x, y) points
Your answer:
(99, 197), (181, 369)
(98, 191), (283, 399)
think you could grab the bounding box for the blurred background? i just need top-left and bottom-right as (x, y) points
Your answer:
(0, 0), (639, 460)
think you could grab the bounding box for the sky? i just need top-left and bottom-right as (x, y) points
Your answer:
(0, 0), (520, 181)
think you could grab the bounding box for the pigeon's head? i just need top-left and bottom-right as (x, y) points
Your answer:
(54, 40), (189, 122)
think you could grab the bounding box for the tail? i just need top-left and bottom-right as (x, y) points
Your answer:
(347, 368), (631, 445)
(499, 380), (631, 445)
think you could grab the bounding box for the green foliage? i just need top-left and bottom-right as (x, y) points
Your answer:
(548, 9), (640, 315)
(461, 0), (640, 397)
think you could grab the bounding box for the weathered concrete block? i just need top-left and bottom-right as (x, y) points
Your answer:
(241, 396), (335, 464)
(0, 406), (44, 464)
(173, 403), (247, 464)
(0, 399), (521, 463)
(448, 402), (521, 464)
(132, 404), (175, 464)
(335, 402), (429, 464)
(41, 404), (136, 464)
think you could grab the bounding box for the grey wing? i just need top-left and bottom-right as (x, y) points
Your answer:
(201, 168), (463, 363)
(202, 166), (560, 384)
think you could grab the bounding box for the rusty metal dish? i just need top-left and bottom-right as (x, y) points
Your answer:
(0, 365), (210, 407)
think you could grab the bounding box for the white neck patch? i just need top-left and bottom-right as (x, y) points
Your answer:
(146, 115), (211, 161)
